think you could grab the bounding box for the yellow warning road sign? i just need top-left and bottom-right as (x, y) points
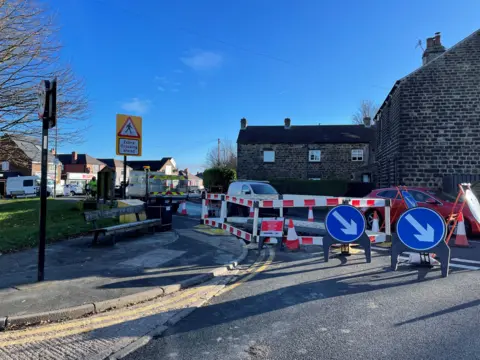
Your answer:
(116, 114), (142, 156)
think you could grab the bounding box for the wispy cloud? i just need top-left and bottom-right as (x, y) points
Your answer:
(180, 50), (223, 71)
(121, 98), (151, 114)
(154, 76), (168, 84)
(173, 69), (183, 74)
(171, 89), (180, 93)
(157, 86), (165, 92)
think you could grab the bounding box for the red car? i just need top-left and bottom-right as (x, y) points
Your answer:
(362, 187), (480, 236)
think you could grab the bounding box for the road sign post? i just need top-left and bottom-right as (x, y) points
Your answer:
(392, 207), (450, 277)
(323, 204), (371, 263)
(116, 114), (142, 199)
(37, 78), (57, 282)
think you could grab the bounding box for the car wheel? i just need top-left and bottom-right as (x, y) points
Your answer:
(70, 191), (76, 196)
(365, 209), (382, 230)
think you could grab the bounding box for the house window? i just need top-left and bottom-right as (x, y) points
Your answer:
(263, 150), (275, 163)
(351, 149), (364, 161)
(48, 164), (56, 172)
(308, 150), (321, 162)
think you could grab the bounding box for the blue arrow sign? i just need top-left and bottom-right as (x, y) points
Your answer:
(397, 208), (446, 251)
(325, 205), (366, 242)
(401, 191), (417, 209)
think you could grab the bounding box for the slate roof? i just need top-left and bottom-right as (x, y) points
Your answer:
(57, 153), (105, 165)
(7, 135), (55, 163)
(127, 157), (172, 171)
(237, 125), (374, 144)
(97, 158), (130, 169)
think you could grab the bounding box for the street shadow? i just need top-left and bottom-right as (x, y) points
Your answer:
(395, 299), (480, 326)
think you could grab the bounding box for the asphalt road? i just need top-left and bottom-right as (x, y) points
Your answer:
(124, 242), (480, 360)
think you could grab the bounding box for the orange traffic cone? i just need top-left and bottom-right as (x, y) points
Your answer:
(308, 206), (314, 222)
(371, 211), (379, 232)
(249, 206), (254, 218)
(285, 219), (300, 250)
(453, 212), (470, 247)
(181, 200), (188, 216)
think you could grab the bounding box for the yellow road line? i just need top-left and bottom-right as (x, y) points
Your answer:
(0, 249), (275, 347)
(0, 283), (224, 347)
(221, 248), (275, 294)
(0, 283), (216, 343)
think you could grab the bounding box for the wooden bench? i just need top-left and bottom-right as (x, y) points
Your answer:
(84, 205), (163, 245)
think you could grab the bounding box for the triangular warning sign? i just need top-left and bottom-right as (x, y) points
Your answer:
(118, 117), (140, 138)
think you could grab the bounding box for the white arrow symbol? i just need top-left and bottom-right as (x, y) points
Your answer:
(332, 211), (358, 235)
(405, 214), (435, 242)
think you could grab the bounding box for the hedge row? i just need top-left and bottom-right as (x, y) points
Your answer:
(269, 179), (375, 197)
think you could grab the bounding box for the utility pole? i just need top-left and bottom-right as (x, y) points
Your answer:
(217, 138), (220, 166)
(53, 125), (58, 198)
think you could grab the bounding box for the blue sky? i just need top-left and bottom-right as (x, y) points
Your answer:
(51, 0), (480, 173)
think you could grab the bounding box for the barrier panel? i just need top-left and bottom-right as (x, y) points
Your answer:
(200, 193), (391, 254)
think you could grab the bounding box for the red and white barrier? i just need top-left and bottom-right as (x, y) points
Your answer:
(200, 192), (391, 247)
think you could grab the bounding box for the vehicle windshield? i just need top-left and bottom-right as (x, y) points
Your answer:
(250, 183), (278, 195)
(426, 190), (462, 202)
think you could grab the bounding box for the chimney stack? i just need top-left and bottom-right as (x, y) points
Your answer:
(50, 148), (56, 155)
(240, 118), (247, 130)
(284, 118), (291, 129)
(422, 32), (446, 65)
(363, 116), (371, 128)
(72, 151), (77, 164)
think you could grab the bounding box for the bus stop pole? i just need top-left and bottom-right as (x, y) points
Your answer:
(38, 115), (49, 282)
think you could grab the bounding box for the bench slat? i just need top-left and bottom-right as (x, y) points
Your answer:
(84, 205), (145, 222)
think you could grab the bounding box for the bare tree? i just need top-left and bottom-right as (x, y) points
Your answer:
(352, 100), (378, 125)
(0, 0), (88, 164)
(205, 138), (237, 169)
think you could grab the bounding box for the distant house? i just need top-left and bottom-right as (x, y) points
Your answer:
(57, 152), (106, 185)
(179, 169), (204, 189)
(237, 118), (375, 182)
(97, 158), (132, 186)
(0, 135), (62, 190)
(127, 157), (177, 174)
(374, 30), (480, 189)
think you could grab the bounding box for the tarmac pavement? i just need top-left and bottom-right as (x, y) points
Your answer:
(0, 216), (244, 321)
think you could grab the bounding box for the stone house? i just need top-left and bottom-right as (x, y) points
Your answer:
(97, 158), (133, 186)
(374, 30), (480, 189)
(0, 135), (62, 193)
(237, 118), (375, 181)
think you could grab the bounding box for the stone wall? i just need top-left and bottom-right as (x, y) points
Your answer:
(376, 30), (480, 188)
(237, 142), (370, 180)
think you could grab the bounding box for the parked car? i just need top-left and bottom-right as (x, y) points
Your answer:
(226, 180), (284, 217)
(362, 187), (480, 236)
(68, 184), (84, 196)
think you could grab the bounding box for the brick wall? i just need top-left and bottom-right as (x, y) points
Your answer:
(237, 143), (369, 180)
(376, 30), (480, 188)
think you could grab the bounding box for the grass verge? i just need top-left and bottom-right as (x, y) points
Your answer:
(0, 199), (117, 253)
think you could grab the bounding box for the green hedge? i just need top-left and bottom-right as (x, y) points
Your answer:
(269, 179), (374, 197)
(203, 167), (237, 192)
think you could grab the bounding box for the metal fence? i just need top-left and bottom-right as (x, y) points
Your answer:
(443, 175), (480, 195)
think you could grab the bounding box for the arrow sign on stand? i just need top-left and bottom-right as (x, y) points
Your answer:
(332, 211), (357, 235)
(405, 214), (434, 242)
(397, 207), (446, 251)
(325, 205), (366, 243)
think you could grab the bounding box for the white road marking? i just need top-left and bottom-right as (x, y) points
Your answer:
(451, 258), (480, 265)
(449, 263), (480, 270)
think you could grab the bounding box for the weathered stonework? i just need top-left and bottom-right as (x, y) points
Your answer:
(237, 142), (369, 180)
(376, 30), (480, 188)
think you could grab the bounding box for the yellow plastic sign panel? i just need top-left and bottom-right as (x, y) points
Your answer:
(116, 114), (142, 156)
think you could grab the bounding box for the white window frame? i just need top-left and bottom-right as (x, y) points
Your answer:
(263, 150), (275, 163)
(351, 149), (364, 162)
(308, 150), (321, 162)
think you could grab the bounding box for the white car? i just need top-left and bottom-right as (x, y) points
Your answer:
(67, 184), (84, 196)
(226, 180), (282, 217)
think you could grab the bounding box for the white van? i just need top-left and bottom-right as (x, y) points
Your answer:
(6, 176), (40, 198)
